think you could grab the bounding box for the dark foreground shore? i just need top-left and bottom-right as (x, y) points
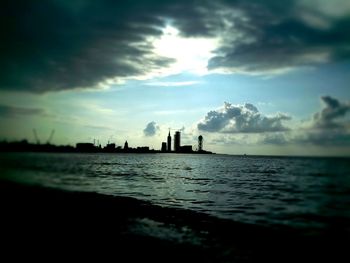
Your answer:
(0, 180), (348, 262)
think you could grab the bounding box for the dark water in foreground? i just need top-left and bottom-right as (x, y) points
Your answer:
(1, 152), (349, 231)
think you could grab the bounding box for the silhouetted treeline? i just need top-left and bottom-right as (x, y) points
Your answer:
(0, 140), (157, 153)
(0, 140), (75, 153)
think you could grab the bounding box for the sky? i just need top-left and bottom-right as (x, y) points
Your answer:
(0, 0), (350, 156)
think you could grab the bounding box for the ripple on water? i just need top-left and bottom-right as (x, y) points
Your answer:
(1, 153), (349, 231)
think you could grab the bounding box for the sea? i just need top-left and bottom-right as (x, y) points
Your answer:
(1, 152), (350, 232)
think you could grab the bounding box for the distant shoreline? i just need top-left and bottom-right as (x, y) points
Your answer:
(1, 150), (349, 159)
(2, 140), (350, 158)
(0, 140), (214, 154)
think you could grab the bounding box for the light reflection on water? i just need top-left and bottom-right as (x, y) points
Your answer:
(1, 152), (350, 229)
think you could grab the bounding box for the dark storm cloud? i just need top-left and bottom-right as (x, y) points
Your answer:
(312, 96), (350, 129)
(176, 0), (350, 74)
(1, 0), (349, 93)
(298, 95), (350, 146)
(143, 121), (159, 137)
(207, 0), (350, 73)
(0, 0), (225, 93)
(197, 102), (291, 133)
(0, 0), (180, 92)
(0, 104), (46, 117)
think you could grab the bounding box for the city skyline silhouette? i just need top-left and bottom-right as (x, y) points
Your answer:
(0, 130), (213, 154)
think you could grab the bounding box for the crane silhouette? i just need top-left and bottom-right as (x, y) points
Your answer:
(32, 129), (40, 144)
(47, 130), (55, 144)
(32, 129), (55, 145)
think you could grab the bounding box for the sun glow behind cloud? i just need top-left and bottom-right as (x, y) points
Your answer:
(152, 25), (219, 76)
(144, 81), (200, 87)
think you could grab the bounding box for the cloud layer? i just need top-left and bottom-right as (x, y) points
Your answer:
(1, 0), (349, 92)
(198, 102), (291, 133)
(0, 104), (46, 118)
(207, 0), (350, 74)
(0, 1), (175, 92)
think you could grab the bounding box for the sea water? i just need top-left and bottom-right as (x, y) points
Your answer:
(1, 152), (349, 231)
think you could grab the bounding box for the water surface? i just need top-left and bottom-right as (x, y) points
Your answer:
(1, 152), (349, 231)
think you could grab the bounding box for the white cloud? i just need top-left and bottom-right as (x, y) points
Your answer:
(152, 25), (219, 76)
(197, 96), (350, 148)
(197, 102), (291, 133)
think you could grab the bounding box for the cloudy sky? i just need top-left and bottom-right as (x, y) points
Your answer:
(1, 0), (350, 156)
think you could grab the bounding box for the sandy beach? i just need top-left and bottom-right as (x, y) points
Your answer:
(0, 179), (348, 262)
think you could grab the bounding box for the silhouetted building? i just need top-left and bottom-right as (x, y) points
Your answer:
(174, 131), (181, 152)
(161, 142), (167, 152)
(137, 147), (150, 152)
(106, 143), (116, 149)
(167, 131), (171, 152)
(198, 135), (203, 151)
(76, 143), (96, 152)
(124, 141), (129, 150)
(104, 143), (116, 152)
(180, 145), (192, 153)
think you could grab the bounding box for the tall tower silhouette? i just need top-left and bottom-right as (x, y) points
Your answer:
(174, 131), (181, 152)
(167, 131), (171, 152)
(161, 142), (167, 152)
(124, 141), (129, 150)
(198, 135), (203, 151)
